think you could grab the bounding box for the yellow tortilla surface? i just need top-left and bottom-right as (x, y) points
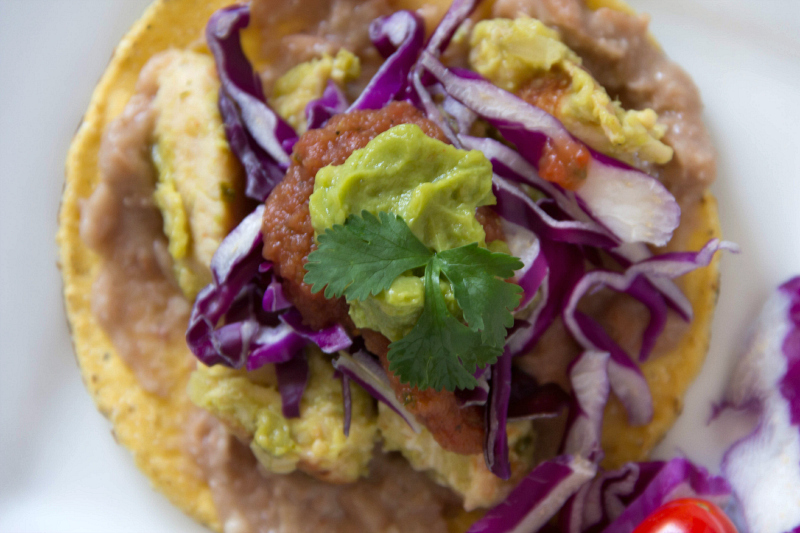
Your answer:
(58, 1), (232, 530)
(57, 0), (721, 531)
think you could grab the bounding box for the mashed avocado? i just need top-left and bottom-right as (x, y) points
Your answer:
(348, 274), (463, 341)
(188, 347), (378, 483)
(378, 403), (535, 511)
(269, 49), (361, 133)
(348, 274), (425, 342)
(308, 124), (495, 339)
(152, 50), (245, 300)
(469, 18), (673, 167)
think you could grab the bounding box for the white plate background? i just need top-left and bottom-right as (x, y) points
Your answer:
(1, 0), (799, 531)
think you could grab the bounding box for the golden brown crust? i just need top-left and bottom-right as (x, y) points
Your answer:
(58, 0), (722, 531)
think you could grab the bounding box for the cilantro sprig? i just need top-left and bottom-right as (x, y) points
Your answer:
(437, 244), (523, 347)
(387, 259), (504, 391)
(305, 211), (433, 301)
(304, 211), (523, 391)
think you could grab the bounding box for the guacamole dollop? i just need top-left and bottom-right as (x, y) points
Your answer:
(469, 17), (673, 167)
(308, 124), (495, 340)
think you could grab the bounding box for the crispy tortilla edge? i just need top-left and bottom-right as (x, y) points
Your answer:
(58, 0), (230, 530)
(600, 193), (722, 469)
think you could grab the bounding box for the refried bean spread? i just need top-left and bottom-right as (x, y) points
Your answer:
(493, 0), (715, 203)
(76, 0), (717, 531)
(80, 55), (193, 399)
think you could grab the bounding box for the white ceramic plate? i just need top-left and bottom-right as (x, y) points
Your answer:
(1, 1), (798, 531)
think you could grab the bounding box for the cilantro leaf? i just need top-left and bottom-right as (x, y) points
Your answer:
(304, 211), (433, 301)
(436, 244), (524, 346)
(305, 210), (522, 392)
(387, 260), (502, 391)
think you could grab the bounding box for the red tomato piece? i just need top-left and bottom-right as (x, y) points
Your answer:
(632, 498), (738, 533)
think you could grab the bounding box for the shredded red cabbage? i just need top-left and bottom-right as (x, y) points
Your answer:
(422, 0), (480, 59)
(502, 221), (547, 311)
(405, 0), (480, 145)
(461, 136), (613, 240)
(187, 207), (349, 427)
(561, 239), (737, 425)
(333, 351), (422, 432)
(187, 207), (268, 368)
(276, 353), (310, 418)
(245, 322), (309, 371)
(570, 312), (653, 426)
(407, 0), (481, 124)
(562, 351), (611, 462)
(186, 206), (311, 372)
(262, 274), (292, 313)
(279, 309), (352, 354)
(716, 277), (800, 533)
(442, 93), (478, 135)
(456, 365), (491, 407)
(469, 455), (597, 533)
(247, 312), (352, 370)
(418, 53), (680, 247)
(493, 175), (618, 249)
(506, 238), (585, 358)
(207, 5), (297, 201)
(507, 369), (570, 421)
(348, 10), (424, 111)
(561, 458), (731, 533)
(306, 80), (349, 131)
(625, 277), (667, 362)
(611, 243), (694, 322)
(485, 349), (513, 479)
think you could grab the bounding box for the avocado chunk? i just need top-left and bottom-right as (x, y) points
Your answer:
(470, 18), (673, 167)
(269, 49), (361, 134)
(308, 124), (495, 339)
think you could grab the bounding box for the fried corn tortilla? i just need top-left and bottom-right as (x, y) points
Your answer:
(58, 0), (722, 530)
